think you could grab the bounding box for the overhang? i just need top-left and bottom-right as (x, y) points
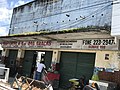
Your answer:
(0, 30), (112, 43)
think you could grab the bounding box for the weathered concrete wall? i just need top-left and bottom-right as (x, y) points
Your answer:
(95, 51), (120, 70)
(9, 0), (112, 34)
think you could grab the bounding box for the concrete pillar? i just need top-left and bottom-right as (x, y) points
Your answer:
(52, 50), (61, 63)
(16, 49), (25, 74)
(17, 49), (25, 60)
(1, 49), (9, 64)
(51, 50), (61, 71)
(2, 49), (9, 57)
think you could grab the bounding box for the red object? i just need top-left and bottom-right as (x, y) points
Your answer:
(47, 72), (60, 81)
(52, 64), (56, 71)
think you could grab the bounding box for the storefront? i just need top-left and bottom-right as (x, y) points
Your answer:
(7, 50), (18, 76)
(59, 52), (96, 87)
(0, 30), (119, 86)
(22, 50), (52, 77)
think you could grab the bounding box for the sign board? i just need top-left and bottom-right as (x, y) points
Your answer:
(81, 39), (117, 50)
(1, 39), (118, 50)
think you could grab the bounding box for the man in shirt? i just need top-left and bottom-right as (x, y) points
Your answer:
(35, 61), (46, 80)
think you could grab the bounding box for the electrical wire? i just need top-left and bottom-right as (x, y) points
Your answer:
(51, 4), (112, 30)
(0, 0), (113, 27)
(66, 5), (111, 28)
(1, 1), (119, 27)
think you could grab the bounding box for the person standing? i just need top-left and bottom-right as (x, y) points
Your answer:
(35, 61), (46, 80)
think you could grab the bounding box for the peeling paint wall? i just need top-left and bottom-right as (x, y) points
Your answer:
(95, 51), (120, 70)
(9, 0), (112, 34)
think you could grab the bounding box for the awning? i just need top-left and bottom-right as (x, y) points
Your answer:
(0, 30), (111, 43)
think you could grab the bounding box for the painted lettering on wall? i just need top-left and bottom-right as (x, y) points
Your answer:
(82, 39), (116, 49)
(2, 41), (51, 48)
(88, 45), (106, 49)
(59, 41), (76, 48)
(1, 39), (117, 50)
(83, 39), (115, 45)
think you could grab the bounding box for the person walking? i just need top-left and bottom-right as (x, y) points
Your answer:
(35, 61), (46, 80)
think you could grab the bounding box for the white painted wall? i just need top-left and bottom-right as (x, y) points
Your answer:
(0, 44), (3, 50)
(111, 0), (120, 36)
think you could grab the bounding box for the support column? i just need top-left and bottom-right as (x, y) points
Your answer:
(1, 49), (9, 64)
(16, 49), (25, 75)
(52, 50), (61, 63)
(51, 50), (61, 71)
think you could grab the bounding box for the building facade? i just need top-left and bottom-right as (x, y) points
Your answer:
(0, 0), (120, 88)
(9, 0), (112, 34)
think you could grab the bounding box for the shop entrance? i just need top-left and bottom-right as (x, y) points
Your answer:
(59, 52), (96, 87)
(22, 50), (36, 77)
(22, 50), (52, 77)
(44, 51), (52, 70)
(7, 50), (18, 77)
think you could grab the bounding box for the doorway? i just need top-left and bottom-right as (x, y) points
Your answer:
(59, 52), (96, 87)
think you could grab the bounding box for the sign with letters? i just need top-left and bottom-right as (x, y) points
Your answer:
(81, 39), (118, 50)
(82, 39), (115, 46)
(1, 41), (52, 48)
(1, 39), (118, 50)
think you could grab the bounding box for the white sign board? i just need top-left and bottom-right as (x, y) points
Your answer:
(1, 39), (118, 50)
